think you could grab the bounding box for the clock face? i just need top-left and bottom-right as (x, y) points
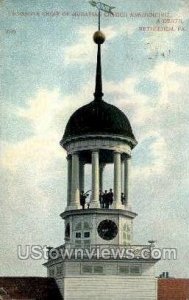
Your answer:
(97, 220), (118, 240)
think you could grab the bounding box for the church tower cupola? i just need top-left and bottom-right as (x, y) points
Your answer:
(60, 27), (137, 213)
(45, 6), (159, 298)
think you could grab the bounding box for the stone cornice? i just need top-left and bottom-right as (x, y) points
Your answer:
(60, 208), (137, 220)
(62, 136), (135, 156)
(61, 134), (137, 152)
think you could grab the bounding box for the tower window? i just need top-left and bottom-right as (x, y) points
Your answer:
(119, 266), (129, 275)
(94, 266), (103, 274)
(65, 223), (70, 240)
(82, 265), (93, 274)
(82, 265), (104, 274)
(119, 265), (141, 275)
(130, 265), (140, 275)
(84, 222), (91, 230)
(76, 232), (81, 238)
(75, 240), (82, 247)
(74, 221), (92, 247)
(84, 231), (90, 238)
(123, 241), (130, 246)
(56, 265), (62, 276)
(123, 223), (131, 245)
(84, 240), (90, 247)
(75, 222), (82, 231)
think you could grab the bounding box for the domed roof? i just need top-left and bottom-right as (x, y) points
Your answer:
(61, 100), (136, 145)
(61, 31), (137, 148)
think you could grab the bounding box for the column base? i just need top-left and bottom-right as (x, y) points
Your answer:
(65, 204), (80, 211)
(125, 204), (132, 211)
(90, 201), (100, 209)
(112, 202), (123, 210)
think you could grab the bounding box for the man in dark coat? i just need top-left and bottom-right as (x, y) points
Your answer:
(107, 188), (114, 206)
(121, 192), (126, 205)
(102, 190), (108, 208)
(80, 191), (87, 210)
(99, 190), (104, 208)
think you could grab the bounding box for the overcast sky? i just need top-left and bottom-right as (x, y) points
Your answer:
(0, 0), (189, 277)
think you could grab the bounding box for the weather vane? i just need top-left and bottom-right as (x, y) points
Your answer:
(89, 1), (115, 30)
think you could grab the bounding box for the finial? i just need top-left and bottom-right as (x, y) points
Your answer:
(93, 31), (106, 44)
(89, 1), (115, 102)
(93, 31), (106, 102)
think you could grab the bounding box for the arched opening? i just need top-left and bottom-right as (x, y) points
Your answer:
(67, 149), (130, 210)
(65, 223), (70, 241)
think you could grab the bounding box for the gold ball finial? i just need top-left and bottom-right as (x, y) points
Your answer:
(93, 31), (106, 44)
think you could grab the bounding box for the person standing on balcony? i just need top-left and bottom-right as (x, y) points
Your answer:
(108, 188), (114, 206)
(99, 190), (104, 208)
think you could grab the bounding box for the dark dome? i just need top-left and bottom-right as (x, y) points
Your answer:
(61, 100), (136, 144)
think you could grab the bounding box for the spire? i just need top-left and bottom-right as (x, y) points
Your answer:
(93, 31), (106, 102)
(89, 1), (110, 102)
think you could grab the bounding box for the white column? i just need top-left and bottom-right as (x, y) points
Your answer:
(121, 160), (124, 194)
(113, 152), (122, 209)
(79, 162), (85, 192)
(71, 153), (80, 209)
(124, 157), (131, 208)
(67, 156), (72, 207)
(90, 150), (100, 208)
(99, 163), (105, 192)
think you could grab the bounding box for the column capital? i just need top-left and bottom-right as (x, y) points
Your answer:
(125, 156), (131, 160)
(91, 149), (99, 153)
(72, 151), (80, 155)
(114, 150), (122, 154)
(122, 153), (131, 160)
